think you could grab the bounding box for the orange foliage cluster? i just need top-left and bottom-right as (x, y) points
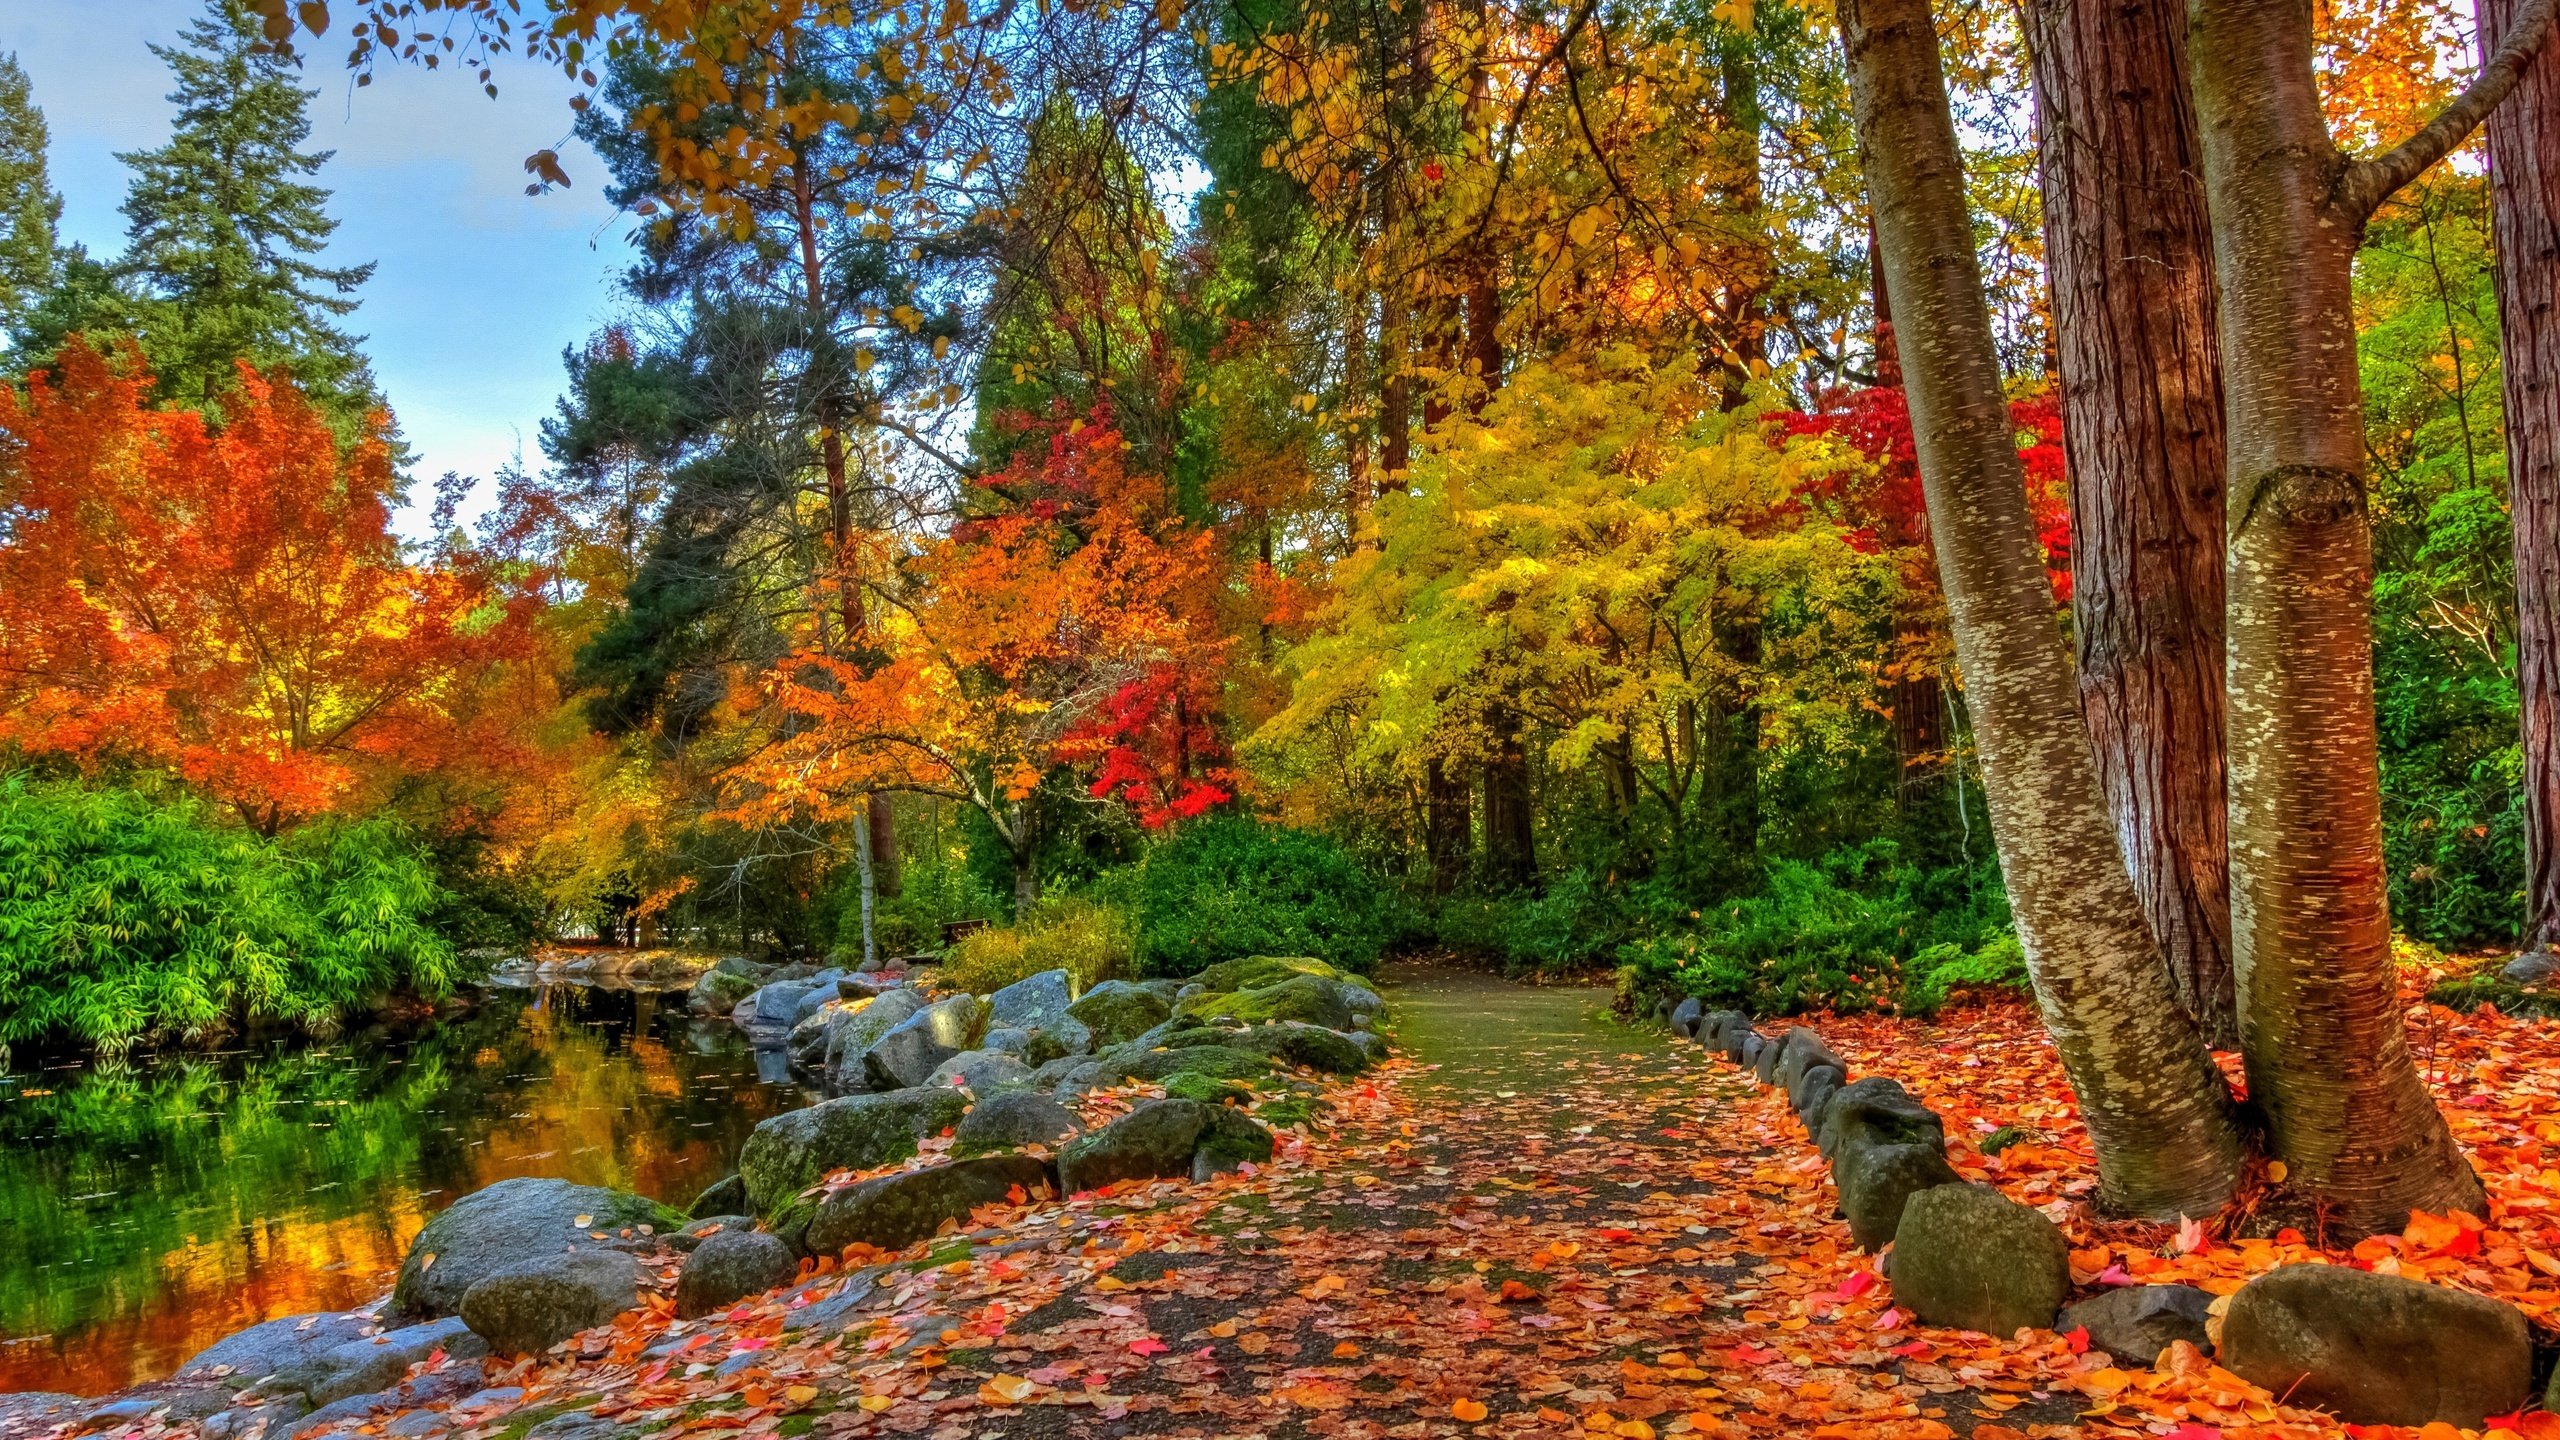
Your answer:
(0, 342), (541, 830)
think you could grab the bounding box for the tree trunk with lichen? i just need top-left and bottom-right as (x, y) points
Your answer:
(1841, 0), (2244, 1220)
(2029, 0), (2237, 1048)
(2186, 0), (2556, 1233)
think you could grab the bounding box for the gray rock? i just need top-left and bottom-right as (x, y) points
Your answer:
(1057, 1098), (1274, 1193)
(2220, 1262), (2532, 1428)
(178, 1310), (377, 1384)
(1067, 981), (1173, 1046)
(1818, 1076), (1945, 1161)
(203, 1397), (310, 1440)
(1708, 1012), (1753, 1061)
(689, 1173), (747, 1220)
(383, 1409), (451, 1438)
(1226, 1021), (1373, 1075)
(927, 1048), (1035, 1093)
(786, 985), (838, 1029)
(1790, 1064), (1845, 1127)
(675, 1230), (801, 1319)
(457, 1250), (641, 1356)
(1737, 1030), (1767, 1071)
(1752, 1032), (1785, 1084)
(1773, 1028), (1845, 1094)
(1110, 1043), (1275, 1083)
(1053, 1061), (1110, 1100)
(1668, 996), (1703, 1039)
(805, 1154), (1055, 1255)
(736, 1087), (972, 1234)
(1888, 1183), (2069, 1337)
(823, 988), (930, 1093)
(733, 980), (818, 1033)
(272, 1317), (484, 1407)
(688, 967), (758, 1018)
(2058, 1284), (2215, 1366)
(784, 1276), (881, 1337)
(523, 1410), (634, 1440)
(1029, 1056), (1087, 1088)
(1836, 1140), (1962, 1251)
(954, 1089), (1081, 1155)
(287, 1373), (480, 1440)
(989, 969), (1077, 1029)
(83, 1399), (173, 1426)
(677, 1215), (753, 1248)
(2503, 950), (2560, 986)
(980, 1026), (1035, 1055)
(862, 994), (986, 1090)
(391, 1178), (679, 1319)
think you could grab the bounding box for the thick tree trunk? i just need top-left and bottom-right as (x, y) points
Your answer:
(1484, 708), (1536, 889)
(1841, 0), (2243, 1218)
(1427, 757), (1472, 894)
(2186, 0), (2555, 1232)
(2484, 0), (2560, 955)
(868, 792), (900, 898)
(2029, 0), (2238, 1048)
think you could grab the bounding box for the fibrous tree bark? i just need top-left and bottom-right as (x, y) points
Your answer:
(1841, 0), (2244, 1219)
(2186, 0), (2555, 1232)
(2028, 0), (2237, 1048)
(2483, 0), (2560, 956)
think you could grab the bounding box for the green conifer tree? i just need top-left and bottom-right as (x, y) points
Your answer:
(115, 0), (380, 430)
(0, 54), (62, 338)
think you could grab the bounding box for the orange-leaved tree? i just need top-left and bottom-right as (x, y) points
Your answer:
(0, 341), (539, 833)
(730, 417), (1231, 910)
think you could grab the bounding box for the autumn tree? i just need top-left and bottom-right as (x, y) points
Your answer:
(0, 342), (531, 834)
(1838, 0), (2244, 1219)
(2025, 0), (2234, 1046)
(2482, 0), (2560, 956)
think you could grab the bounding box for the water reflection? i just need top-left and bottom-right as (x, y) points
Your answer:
(0, 985), (801, 1397)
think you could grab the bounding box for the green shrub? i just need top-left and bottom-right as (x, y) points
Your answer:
(0, 777), (460, 1052)
(1899, 934), (2031, 1017)
(1135, 817), (1388, 977)
(937, 895), (1134, 994)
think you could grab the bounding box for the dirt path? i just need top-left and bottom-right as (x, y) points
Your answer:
(898, 965), (2085, 1440)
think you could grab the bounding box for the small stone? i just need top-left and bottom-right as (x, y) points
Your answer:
(2502, 951), (2560, 986)
(1668, 996), (1702, 1039)
(1888, 1183), (2069, 1337)
(2220, 1262), (2531, 1428)
(2058, 1284), (2214, 1366)
(688, 1173), (747, 1220)
(675, 1230), (801, 1319)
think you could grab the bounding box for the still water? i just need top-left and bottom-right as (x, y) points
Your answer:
(0, 985), (802, 1397)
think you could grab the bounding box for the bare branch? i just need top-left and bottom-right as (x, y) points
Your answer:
(2336, 0), (2558, 223)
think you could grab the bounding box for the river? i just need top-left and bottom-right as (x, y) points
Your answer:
(0, 982), (800, 1396)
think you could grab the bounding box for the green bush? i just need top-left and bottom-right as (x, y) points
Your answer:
(1618, 841), (2007, 1016)
(1899, 934), (2031, 1017)
(0, 777), (459, 1052)
(937, 895), (1134, 994)
(1134, 817), (1388, 977)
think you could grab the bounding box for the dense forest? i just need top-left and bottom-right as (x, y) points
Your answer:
(0, 0), (2548, 1138)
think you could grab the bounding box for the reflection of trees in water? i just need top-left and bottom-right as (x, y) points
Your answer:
(0, 987), (794, 1396)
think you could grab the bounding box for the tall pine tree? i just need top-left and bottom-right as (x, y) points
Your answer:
(115, 0), (379, 432)
(0, 54), (62, 341)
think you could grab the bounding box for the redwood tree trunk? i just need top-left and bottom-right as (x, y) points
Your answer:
(1427, 757), (1472, 894)
(2185, 0), (2554, 1232)
(1484, 708), (1536, 889)
(868, 793), (901, 898)
(1841, 0), (2243, 1219)
(2483, 0), (2560, 955)
(2029, 0), (2237, 1048)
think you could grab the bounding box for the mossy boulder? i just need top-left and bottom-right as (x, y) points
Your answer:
(737, 1087), (971, 1242)
(1177, 974), (1359, 1030)
(1057, 1098), (1274, 1192)
(953, 1090), (1081, 1155)
(1114, 1044), (1274, 1082)
(1067, 980), (1173, 1046)
(1163, 1071), (1253, 1105)
(1189, 955), (1349, 992)
(1228, 1021), (1373, 1074)
(804, 1154), (1055, 1256)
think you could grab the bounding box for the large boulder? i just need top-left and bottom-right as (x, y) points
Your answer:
(674, 1230), (801, 1319)
(988, 970), (1077, 1030)
(954, 1090), (1082, 1155)
(2058, 1284), (2215, 1367)
(733, 980), (819, 1034)
(391, 1178), (681, 1319)
(927, 1049), (1035, 1094)
(457, 1250), (641, 1356)
(804, 1154), (1055, 1256)
(269, 1318), (486, 1407)
(177, 1311), (377, 1385)
(823, 989), (929, 1094)
(737, 1087), (972, 1232)
(1112, 1043), (1274, 1083)
(1227, 1021), (1373, 1074)
(1888, 1183), (2069, 1337)
(862, 994), (986, 1090)
(1178, 974), (1357, 1030)
(1057, 1098), (1274, 1193)
(1189, 956), (1357, 993)
(1068, 981), (1172, 1046)
(2218, 1264), (2532, 1428)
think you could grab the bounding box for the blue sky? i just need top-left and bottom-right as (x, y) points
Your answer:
(3, 1), (635, 529)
